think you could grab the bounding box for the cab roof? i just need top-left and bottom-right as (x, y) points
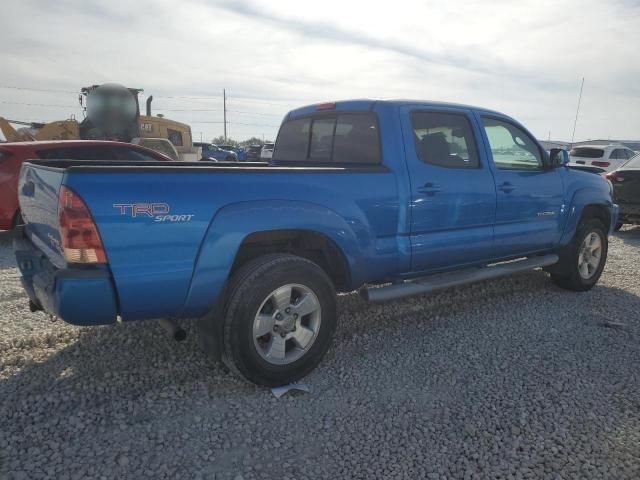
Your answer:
(286, 99), (507, 119)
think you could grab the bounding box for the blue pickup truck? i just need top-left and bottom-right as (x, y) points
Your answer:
(14, 100), (617, 386)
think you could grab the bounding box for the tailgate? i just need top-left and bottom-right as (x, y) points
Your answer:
(18, 162), (66, 268)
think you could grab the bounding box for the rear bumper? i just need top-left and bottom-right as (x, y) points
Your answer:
(13, 226), (118, 326)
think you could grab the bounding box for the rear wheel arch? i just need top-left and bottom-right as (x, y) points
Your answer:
(231, 229), (352, 292)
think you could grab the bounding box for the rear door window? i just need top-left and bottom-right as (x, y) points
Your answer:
(411, 111), (479, 168)
(274, 113), (381, 165)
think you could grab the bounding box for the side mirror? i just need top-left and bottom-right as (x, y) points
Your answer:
(549, 148), (569, 168)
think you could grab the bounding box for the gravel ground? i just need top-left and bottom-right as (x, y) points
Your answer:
(1, 228), (640, 480)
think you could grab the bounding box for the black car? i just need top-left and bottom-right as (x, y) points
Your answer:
(246, 144), (263, 161)
(607, 153), (640, 229)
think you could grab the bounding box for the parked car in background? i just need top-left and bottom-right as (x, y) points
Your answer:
(13, 99), (617, 386)
(194, 142), (238, 161)
(131, 137), (180, 161)
(569, 144), (636, 172)
(219, 145), (247, 161)
(566, 163), (607, 176)
(0, 140), (172, 230)
(607, 152), (640, 230)
(260, 142), (275, 160)
(245, 144), (263, 161)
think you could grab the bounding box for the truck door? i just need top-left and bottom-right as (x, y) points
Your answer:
(477, 115), (564, 257)
(400, 106), (497, 272)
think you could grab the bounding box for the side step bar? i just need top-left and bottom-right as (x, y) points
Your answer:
(360, 254), (559, 303)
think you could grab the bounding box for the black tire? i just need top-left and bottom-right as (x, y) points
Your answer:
(13, 209), (24, 228)
(221, 254), (336, 387)
(550, 218), (608, 291)
(614, 222), (624, 231)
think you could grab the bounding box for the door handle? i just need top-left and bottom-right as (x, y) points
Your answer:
(418, 182), (441, 196)
(498, 182), (515, 193)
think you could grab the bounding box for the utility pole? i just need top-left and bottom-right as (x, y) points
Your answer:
(571, 78), (585, 145)
(223, 89), (227, 142)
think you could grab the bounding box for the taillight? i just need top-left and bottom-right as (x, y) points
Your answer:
(58, 186), (106, 264)
(606, 172), (624, 182)
(592, 161), (610, 168)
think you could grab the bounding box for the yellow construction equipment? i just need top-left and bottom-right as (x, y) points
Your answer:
(0, 83), (199, 160)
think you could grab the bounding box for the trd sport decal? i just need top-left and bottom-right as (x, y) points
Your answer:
(113, 203), (194, 222)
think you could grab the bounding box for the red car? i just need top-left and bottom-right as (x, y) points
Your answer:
(0, 140), (172, 230)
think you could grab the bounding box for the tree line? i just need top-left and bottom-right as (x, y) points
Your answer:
(211, 136), (274, 148)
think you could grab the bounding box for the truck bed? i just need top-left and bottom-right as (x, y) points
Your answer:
(17, 159), (400, 323)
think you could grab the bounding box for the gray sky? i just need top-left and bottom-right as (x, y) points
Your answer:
(1, 0), (639, 143)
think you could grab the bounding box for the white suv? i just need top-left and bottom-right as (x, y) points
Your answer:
(569, 144), (636, 172)
(260, 143), (275, 160)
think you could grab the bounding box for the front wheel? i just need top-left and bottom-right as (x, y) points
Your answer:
(551, 218), (608, 291)
(221, 254), (336, 386)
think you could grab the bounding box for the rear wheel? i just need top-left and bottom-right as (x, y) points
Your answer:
(551, 218), (608, 291)
(221, 254), (336, 386)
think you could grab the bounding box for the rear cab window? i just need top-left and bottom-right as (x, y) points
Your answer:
(273, 112), (381, 166)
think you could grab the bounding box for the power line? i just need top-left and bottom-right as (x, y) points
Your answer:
(228, 96), (298, 107)
(156, 108), (283, 117)
(0, 100), (80, 108)
(0, 85), (77, 94)
(227, 109), (283, 117)
(190, 120), (280, 128)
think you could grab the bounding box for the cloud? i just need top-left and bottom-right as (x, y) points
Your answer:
(0, 0), (639, 142)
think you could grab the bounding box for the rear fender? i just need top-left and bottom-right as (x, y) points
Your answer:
(181, 200), (371, 317)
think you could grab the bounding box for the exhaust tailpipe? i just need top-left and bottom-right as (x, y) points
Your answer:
(146, 95), (153, 116)
(158, 318), (186, 342)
